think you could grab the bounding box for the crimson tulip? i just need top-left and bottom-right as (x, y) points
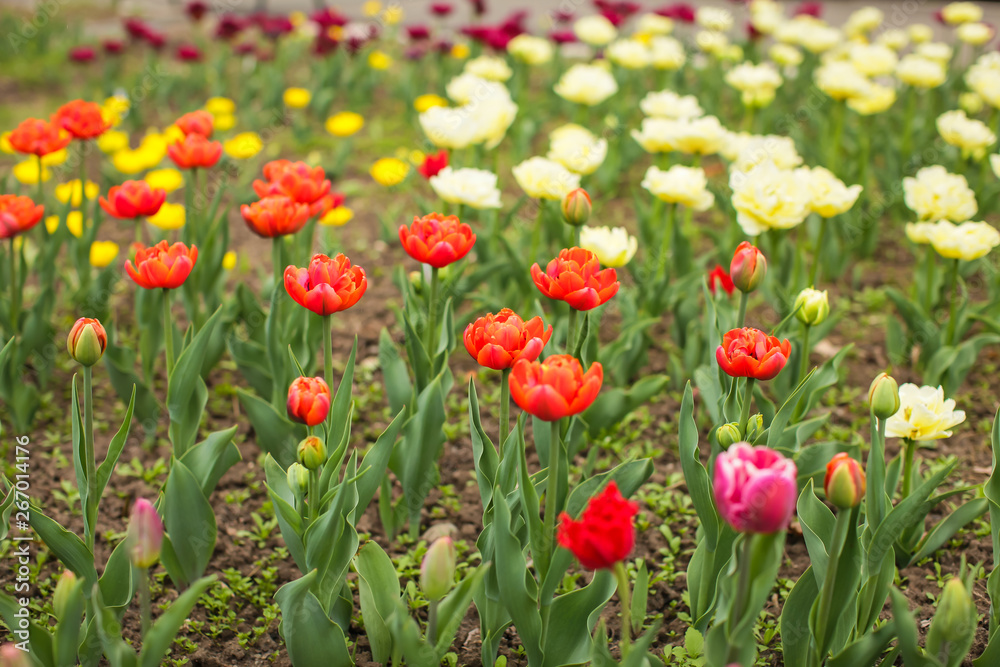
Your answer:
(8, 118), (71, 156)
(284, 253), (367, 316)
(531, 247), (619, 311)
(99, 181), (167, 219)
(287, 376), (331, 426)
(52, 100), (111, 140)
(399, 212), (476, 268)
(707, 264), (735, 296)
(175, 109), (214, 137)
(716, 328), (791, 381)
(463, 308), (552, 370)
(167, 133), (222, 169)
(713, 443), (797, 533)
(509, 354), (603, 422)
(557, 481), (638, 570)
(241, 195), (310, 238)
(0, 195), (44, 239)
(125, 241), (198, 290)
(418, 150), (449, 179)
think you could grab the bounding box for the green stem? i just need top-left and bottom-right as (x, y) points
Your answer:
(499, 368), (511, 451)
(724, 536), (755, 664)
(799, 324), (812, 386)
(944, 258), (960, 346)
(567, 307), (579, 355)
(542, 419), (563, 586)
(162, 289), (175, 381)
(83, 365), (97, 552)
(867, 415), (888, 529)
(829, 101), (845, 175)
(613, 561), (633, 657)
(427, 598), (439, 645)
(809, 217), (828, 286)
(738, 378), (756, 439)
(308, 467), (320, 523)
(529, 200), (545, 266)
(8, 237), (17, 336)
(901, 438), (916, 499)
(655, 203), (675, 285)
(922, 243), (935, 314)
(139, 566), (152, 640)
(323, 314), (333, 429)
(35, 155), (43, 205)
(78, 143), (88, 229)
(901, 87), (916, 162)
(813, 509), (852, 665)
(425, 267), (440, 362)
(737, 291), (749, 328)
(272, 237), (284, 293)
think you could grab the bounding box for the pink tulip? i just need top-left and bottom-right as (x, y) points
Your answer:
(713, 443), (797, 533)
(128, 498), (163, 569)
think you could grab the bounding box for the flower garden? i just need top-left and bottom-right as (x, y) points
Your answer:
(3, 0), (1000, 665)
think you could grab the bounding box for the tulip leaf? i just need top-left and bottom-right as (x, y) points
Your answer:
(167, 306), (224, 457)
(161, 458), (216, 587)
(378, 327), (412, 416)
(264, 455), (306, 572)
(584, 374), (670, 438)
(236, 387), (304, 468)
(328, 336), (357, 452)
(827, 621), (897, 667)
(631, 560), (649, 636)
(102, 336), (160, 442)
(274, 570), (352, 667)
(28, 504), (97, 586)
(889, 588), (937, 667)
(679, 382), (719, 549)
(908, 497), (989, 567)
(53, 576), (85, 667)
(353, 541), (400, 663)
(70, 374), (91, 541)
(542, 569), (616, 667)
(95, 385), (136, 500)
(469, 379), (499, 509)
(493, 488), (543, 666)
(780, 566), (819, 667)
(177, 426), (241, 497)
(796, 479), (835, 579)
(356, 408), (406, 513)
(227, 337), (272, 399)
(435, 563), (490, 657)
(0, 590), (55, 666)
(693, 365), (724, 427)
(139, 576), (216, 667)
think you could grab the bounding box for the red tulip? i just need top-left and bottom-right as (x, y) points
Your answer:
(186, 0), (209, 21)
(716, 327), (791, 381)
(418, 150), (449, 179)
(167, 133), (222, 169)
(430, 3), (453, 16)
(399, 212), (476, 268)
(99, 181), (167, 219)
(531, 247), (619, 311)
(0, 195), (44, 239)
(8, 118), (71, 157)
(730, 241), (767, 293)
(241, 195), (310, 238)
(707, 264), (735, 296)
(176, 44), (203, 62)
(52, 100), (111, 140)
(67, 317), (108, 367)
(287, 376), (331, 426)
(557, 481), (638, 570)
(125, 241), (198, 290)
(103, 39), (125, 55)
(714, 443), (797, 533)
(254, 160), (333, 216)
(128, 498), (163, 568)
(510, 354), (603, 422)
(284, 253), (367, 316)
(175, 110), (214, 138)
(69, 46), (96, 63)
(463, 308), (552, 370)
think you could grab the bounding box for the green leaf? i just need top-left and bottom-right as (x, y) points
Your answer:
(167, 306), (225, 457)
(139, 576), (216, 667)
(236, 388), (304, 468)
(328, 337), (358, 451)
(356, 408), (406, 512)
(796, 480), (836, 580)
(274, 570), (352, 667)
(177, 426), (241, 497)
(435, 563), (490, 657)
(780, 567), (819, 667)
(631, 560), (649, 636)
(469, 379), (500, 509)
(492, 489), (543, 665)
(0, 590), (55, 666)
(890, 587), (936, 667)
(584, 374), (669, 437)
(378, 328), (411, 416)
(908, 497), (988, 567)
(100, 536), (137, 615)
(95, 386), (136, 500)
(542, 569), (616, 667)
(679, 382), (719, 549)
(354, 541), (401, 663)
(160, 459), (216, 587)
(29, 506), (97, 586)
(827, 621), (897, 667)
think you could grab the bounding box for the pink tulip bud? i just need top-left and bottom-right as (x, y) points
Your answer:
(128, 498), (163, 569)
(420, 536), (456, 601)
(0, 644), (31, 667)
(52, 570), (78, 619)
(730, 242), (767, 293)
(713, 443), (797, 533)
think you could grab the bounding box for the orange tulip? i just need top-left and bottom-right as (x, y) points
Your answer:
(167, 133), (222, 169)
(8, 118), (71, 156)
(241, 195), (310, 238)
(509, 354), (603, 422)
(0, 195), (44, 239)
(531, 247), (619, 311)
(175, 110), (214, 137)
(253, 160), (334, 215)
(463, 308), (552, 370)
(125, 240), (198, 290)
(99, 181), (167, 219)
(399, 212), (476, 268)
(284, 253), (367, 316)
(52, 100), (111, 140)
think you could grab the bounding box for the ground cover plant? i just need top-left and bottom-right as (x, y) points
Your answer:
(2, 0), (1000, 666)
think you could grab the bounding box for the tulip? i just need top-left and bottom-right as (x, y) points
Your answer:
(0, 194), (44, 239)
(286, 462), (309, 501)
(67, 317), (107, 367)
(421, 536), (457, 601)
(717, 422), (741, 448)
(52, 100), (111, 140)
(716, 327), (791, 382)
(8, 118), (71, 157)
(284, 253), (367, 317)
(868, 373), (900, 419)
(297, 435), (327, 470)
(399, 212), (477, 268)
(69, 46), (96, 63)
(128, 498), (163, 569)
(175, 109), (214, 137)
(557, 481), (638, 570)
(125, 241), (198, 290)
(167, 133), (222, 169)
(463, 309), (552, 371)
(287, 376), (331, 427)
(510, 354), (603, 422)
(824, 453), (865, 509)
(729, 241), (767, 304)
(713, 443), (797, 533)
(707, 264), (735, 296)
(927, 578), (976, 658)
(418, 150), (449, 179)
(560, 188), (592, 226)
(241, 195), (311, 238)
(530, 247), (620, 311)
(52, 570), (78, 619)
(99, 181), (167, 219)
(254, 160), (335, 216)
(794, 287), (830, 326)
(0, 644), (30, 667)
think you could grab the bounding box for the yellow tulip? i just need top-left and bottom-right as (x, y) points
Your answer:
(222, 250), (237, 270)
(0, 132), (14, 154)
(13, 160), (51, 184)
(382, 5), (403, 24)
(320, 206), (354, 226)
(205, 97), (236, 116)
(213, 114), (237, 131)
(451, 43), (470, 60)
(41, 149), (68, 166)
(112, 149), (150, 175)
(284, 87), (312, 109)
(89, 241), (119, 268)
(98, 130), (129, 154)
(224, 132), (263, 159)
(362, 0), (382, 17)
(325, 112), (365, 137)
(45, 211), (84, 238)
(368, 50), (393, 70)
(145, 168), (185, 193)
(370, 157), (409, 186)
(414, 94), (448, 112)
(147, 202), (186, 230)
(55, 180), (100, 207)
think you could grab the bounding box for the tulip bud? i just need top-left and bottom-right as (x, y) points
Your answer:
(746, 413), (764, 441)
(67, 317), (107, 367)
(824, 453), (865, 509)
(730, 242), (767, 293)
(52, 570), (78, 619)
(286, 462), (309, 499)
(0, 644), (31, 667)
(297, 435), (327, 470)
(420, 536), (456, 601)
(868, 373), (900, 419)
(128, 498), (163, 569)
(560, 188), (592, 227)
(716, 423), (741, 448)
(927, 578), (975, 657)
(794, 288), (830, 326)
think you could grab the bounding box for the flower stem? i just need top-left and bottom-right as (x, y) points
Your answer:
(737, 291), (749, 328)
(82, 365), (97, 551)
(567, 307), (578, 355)
(613, 561), (633, 657)
(162, 289), (175, 381)
(323, 314), (333, 430)
(427, 599), (440, 645)
(308, 467), (320, 523)
(35, 155), (43, 205)
(272, 237), (284, 294)
(945, 258), (960, 346)
(542, 419), (563, 582)
(425, 267), (440, 362)
(813, 508), (852, 665)
(8, 237), (17, 336)
(499, 368), (511, 452)
(529, 200), (545, 266)
(809, 217), (828, 286)
(901, 438), (916, 499)
(738, 378), (756, 439)
(655, 203), (675, 285)
(922, 244), (935, 313)
(724, 536), (755, 664)
(799, 324), (812, 386)
(139, 566), (152, 640)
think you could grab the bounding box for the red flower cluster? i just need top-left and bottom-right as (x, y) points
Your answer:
(463, 308), (552, 370)
(254, 160), (340, 216)
(175, 110), (214, 138)
(399, 213), (476, 268)
(125, 241), (198, 290)
(8, 118), (71, 157)
(510, 354), (603, 422)
(52, 100), (110, 140)
(284, 253), (367, 316)
(418, 150), (449, 179)
(716, 328), (791, 381)
(531, 247), (619, 311)
(557, 482), (638, 570)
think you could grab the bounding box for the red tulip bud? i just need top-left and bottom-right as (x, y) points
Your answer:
(824, 453), (865, 509)
(560, 188), (592, 226)
(52, 570), (78, 619)
(67, 317), (107, 367)
(730, 241), (767, 293)
(128, 498), (163, 569)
